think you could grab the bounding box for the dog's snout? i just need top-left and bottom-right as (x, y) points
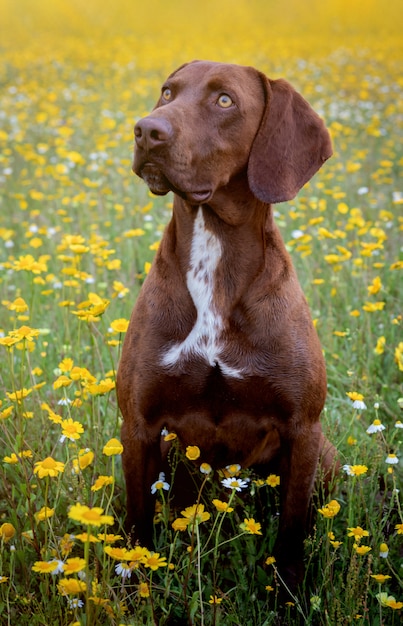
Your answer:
(134, 117), (173, 150)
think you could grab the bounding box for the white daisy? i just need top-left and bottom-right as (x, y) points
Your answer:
(366, 419), (385, 434)
(221, 477), (250, 491)
(151, 472), (170, 494)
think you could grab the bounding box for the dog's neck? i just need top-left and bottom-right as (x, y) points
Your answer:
(165, 178), (292, 311)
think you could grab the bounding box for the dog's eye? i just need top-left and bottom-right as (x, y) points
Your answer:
(217, 94), (233, 108)
(162, 88), (172, 101)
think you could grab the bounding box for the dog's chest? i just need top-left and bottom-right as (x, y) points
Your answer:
(161, 207), (243, 378)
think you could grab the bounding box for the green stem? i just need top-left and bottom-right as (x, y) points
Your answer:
(196, 522), (204, 626)
(43, 476), (49, 557)
(84, 526), (92, 625)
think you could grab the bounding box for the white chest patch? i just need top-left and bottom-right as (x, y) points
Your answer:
(161, 207), (243, 378)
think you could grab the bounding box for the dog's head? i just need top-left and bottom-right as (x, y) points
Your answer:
(133, 60), (332, 205)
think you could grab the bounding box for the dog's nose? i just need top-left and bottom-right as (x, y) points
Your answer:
(134, 117), (173, 150)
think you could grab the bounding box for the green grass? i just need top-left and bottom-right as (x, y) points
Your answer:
(0, 4), (402, 624)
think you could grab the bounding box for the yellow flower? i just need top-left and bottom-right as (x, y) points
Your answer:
(72, 297), (110, 320)
(75, 532), (100, 543)
(104, 546), (130, 561)
(32, 560), (60, 574)
(0, 522), (16, 542)
(63, 557), (86, 575)
(104, 546), (147, 563)
(58, 357), (74, 372)
(103, 438), (123, 456)
(59, 534), (75, 557)
(68, 503), (114, 527)
(53, 374), (72, 389)
(6, 388), (32, 403)
(163, 432), (177, 441)
(367, 276), (382, 295)
(7, 297), (29, 312)
(41, 402), (62, 424)
(265, 556), (276, 566)
(209, 596), (223, 604)
(143, 551), (167, 571)
(172, 517), (190, 532)
(371, 574), (391, 583)
(13, 254), (47, 274)
(0, 335), (19, 348)
(97, 533), (123, 544)
(185, 445), (200, 460)
(385, 598), (403, 610)
(123, 228), (146, 238)
(112, 280), (129, 298)
(35, 507), (55, 522)
(60, 418), (84, 441)
(34, 456), (65, 478)
(347, 526), (369, 541)
(353, 543), (371, 555)
(139, 582), (150, 597)
(343, 464), (368, 476)
(395, 342), (403, 371)
(70, 367), (96, 383)
(104, 546), (149, 567)
(91, 475), (114, 491)
(266, 474), (280, 487)
(89, 596), (109, 606)
(3, 453), (19, 464)
(346, 391), (364, 401)
(212, 499), (234, 513)
(74, 449), (94, 471)
(362, 301), (385, 312)
(181, 504), (210, 525)
(86, 378), (115, 395)
(10, 325), (40, 343)
(374, 336), (386, 355)
(58, 577), (87, 595)
(110, 318), (129, 333)
(318, 499), (341, 518)
(395, 523), (403, 535)
(0, 406), (13, 420)
(241, 518), (262, 535)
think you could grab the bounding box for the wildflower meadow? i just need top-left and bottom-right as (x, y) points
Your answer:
(0, 1), (402, 624)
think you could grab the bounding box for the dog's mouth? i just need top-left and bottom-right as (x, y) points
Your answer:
(139, 163), (171, 196)
(138, 163), (212, 205)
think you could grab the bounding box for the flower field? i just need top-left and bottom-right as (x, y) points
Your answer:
(0, 0), (402, 624)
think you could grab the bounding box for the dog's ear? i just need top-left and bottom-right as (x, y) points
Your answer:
(248, 75), (332, 204)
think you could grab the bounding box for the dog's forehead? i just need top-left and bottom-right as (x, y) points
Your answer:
(166, 61), (261, 93)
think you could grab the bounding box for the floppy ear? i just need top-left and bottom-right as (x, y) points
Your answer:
(248, 75), (332, 204)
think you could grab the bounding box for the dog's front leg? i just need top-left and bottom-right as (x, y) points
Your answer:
(121, 420), (162, 547)
(274, 421), (323, 593)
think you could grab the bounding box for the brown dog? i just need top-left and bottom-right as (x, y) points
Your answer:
(117, 60), (336, 591)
